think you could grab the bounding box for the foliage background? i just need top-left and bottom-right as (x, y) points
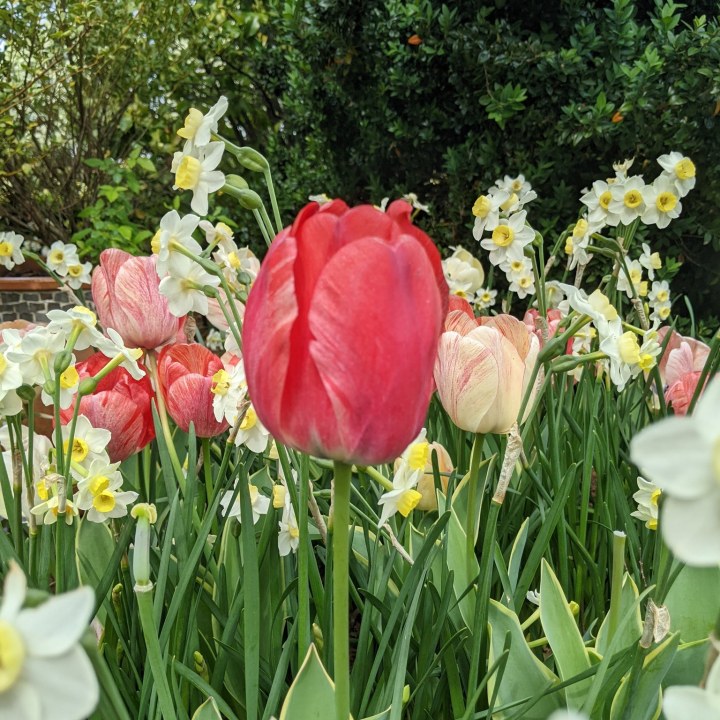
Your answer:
(1, 0), (719, 318)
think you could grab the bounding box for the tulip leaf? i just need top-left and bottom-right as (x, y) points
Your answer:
(506, 517), (530, 608)
(594, 573), (642, 657)
(191, 697), (222, 719)
(609, 632), (680, 720)
(487, 600), (561, 719)
(445, 504), (478, 627)
(279, 643), (341, 720)
(361, 709), (391, 720)
(664, 565), (720, 642)
(75, 517), (114, 619)
(539, 559), (591, 709)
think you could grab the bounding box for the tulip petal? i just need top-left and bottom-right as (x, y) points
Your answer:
(307, 235), (444, 463)
(444, 309), (478, 336)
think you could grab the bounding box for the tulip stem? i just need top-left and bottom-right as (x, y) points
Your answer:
(465, 433), (485, 587)
(332, 461), (352, 720)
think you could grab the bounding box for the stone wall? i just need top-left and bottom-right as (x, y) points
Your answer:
(0, 288), (83, 325)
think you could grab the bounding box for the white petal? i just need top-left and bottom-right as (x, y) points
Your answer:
(16, 586), (94, 657)
(190, 185), (210, 216)
(661, 493), (720, 566)
(630, 417), (714, 498)
(24, 645), (99, 720)
(0, 562), (27, 621)
(663, 686), (720, 719)
(693, 375), (720, 441)
(0, 678), (42, 720)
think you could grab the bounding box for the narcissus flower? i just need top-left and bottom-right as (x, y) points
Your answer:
(631, 476), (661, 530)
(434, 312), (540, 434)
(0, 231), (25, 270)
(243, 199), (447, 465)
(157, 344), (230, 438)
(630, 375), (720, 565)
(656, 151), (696, 197)
(0, 563), (99, 719)
(92, 249), (184, 350)
(172, 141), (225, 216)
(221, 482), (270, 524)
(177, 96), (228, 151)
(479, 210), (535, 267)
(641, 177), (682, 229)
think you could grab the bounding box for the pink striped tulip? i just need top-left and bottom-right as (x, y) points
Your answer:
(157, 344), (230, 437)
(434, 311), (540, 434)
(659, 329), (711, 414)
(243, 199), (447, 465)
(92, 249), (184, 349)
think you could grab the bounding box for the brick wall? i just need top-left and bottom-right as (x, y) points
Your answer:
(0, 288), (85, 325)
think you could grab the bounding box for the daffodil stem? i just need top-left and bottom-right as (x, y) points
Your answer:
(259, 203), (276, 242)
(607, 531), (626, 646)
(252, 209), (272, 247)
(332, 461), (352, 720)
(298, 452), (311, 667)
(465, 433), (485, 587)
(263, 167), (283, 234)
(136, 585), (178, 720)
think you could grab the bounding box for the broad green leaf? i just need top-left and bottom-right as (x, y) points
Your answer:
(445, 504), (478, 627)
(664, 566), (720, 642)
(361, 710), (391, 720)
(664, 639), (708, 687)
(279, 644), (341, 720)
(540, 559), (591, 709)
(75, 517), (114, 590)
(191, 697), (222, 719)
(610, 632), (680, 720)
(487, 600), (561, 719)
(595, 574), (642, 657)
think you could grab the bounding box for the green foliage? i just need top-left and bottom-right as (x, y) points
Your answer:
(256, 0), (720, 313)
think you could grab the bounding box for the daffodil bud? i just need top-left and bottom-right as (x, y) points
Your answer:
(131, 503), (157, 589)
(78, 376), (99, 397)
(16, 384), (36, 402)
(236, 147), (269, 173)
(193, 651), (209, 681)
(203, 284), (220, 299)
(272, 484), (287, 509)
(53, 350), (73, 375)
(225, 174), (249, 190)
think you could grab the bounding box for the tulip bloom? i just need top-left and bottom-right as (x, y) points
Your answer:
(157, 344), (230, 437)
(658, 328), (711, 415)
(434, 310), (539, 434)
(92, 249), (185, 349)
(243, 199), (447, 465)
(60, 353), (155, 462)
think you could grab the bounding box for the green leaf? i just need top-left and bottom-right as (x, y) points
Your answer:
(539, 559), (591, 709)
(664, 566), (720, 642)
(594, 574), (642, 657)
(487, 600), (561, 719)
(610, 632), (680, 720)
(191, 697), (222, 719)
(362, 710), (391, 720)
(75, 518), (115, 589)
(445, 504), (477, 627)
(279, 644), (339, 720)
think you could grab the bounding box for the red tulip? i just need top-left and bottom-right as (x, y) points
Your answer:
(60, 353), (155, 462)
(157, 344), (230, 437)
(243, 199), (447, 465)
(92, 249), (185, 349)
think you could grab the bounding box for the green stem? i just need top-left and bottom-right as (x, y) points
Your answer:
(263, 167), (283, 234)
(252, 209), (272, 247)
(298, 453), (311, 666)
(136, 586), (178, 720)
(606, 531), (626, 645)
(259, 203), (276, 242)
(465, 433), (485, 586)
(332, 461), (352, 720)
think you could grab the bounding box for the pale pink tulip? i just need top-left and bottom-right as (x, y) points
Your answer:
(657, 327), (709, 385)
(656, 328), (711, 414)
(434, 312), (539, 434)
(92, 249), (184, 349)
(522, 308), (563, 346)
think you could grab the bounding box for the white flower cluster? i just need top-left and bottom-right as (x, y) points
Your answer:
(472, 174), (537, 299)
(43, 241), (92, 289)
(171, 97), (228, 215)
(0, 231), (25, 271)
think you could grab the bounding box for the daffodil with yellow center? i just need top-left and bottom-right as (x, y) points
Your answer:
(656, 191), (677, 213)
(0, 620), (25, 692)
(48, 248), (65, 265)
(618, 332), (641, 365)
(60, 365), (79, 389)
(623, 189), (643, 209)
(492, 225), (514, 248)
(572, 218), (589, 238)
(588, 290), (619, 322)
(396, 488), (423, 517)
(472, 195), (491, 218)
(407, 440), (430, 471)
(211, 368), (231, 396)
(93, 490), (116, 514)
(499, 193), (518, 212)
(272, 484), (287, 509)
(64, 437), (89, 463)
(599, 191), (612, 210)
(175, 156), (202, 190)
(675, 158), (695, 180)
(240, 406), (257, 431)
(0, 242), (12, 257)
(177, 108), (204, 141)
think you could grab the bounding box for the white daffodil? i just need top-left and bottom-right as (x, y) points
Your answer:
(199, 219), (234, 249)
(211, 363), (247, 424)
(544, 281), (566, 310)
(158, 254), (221, 317)
(5, 326), (66, 386)
(571, 325), (597, 356)
(309, 193), (333, 205)
(641, 176), (682, 229)
(75, 459), (137, 523)
(442, 246), (485, 298)
(630, 476), (661, 530)
(495, 174), (532, 196)
(45, 241), (80, 275)
(60, 415), (111, 470)
(648, 280), (671, 308)
(278, 495), (300, 556)
(664, 654), (720, 719)
(501, 254), (535, 299)
(471, 188), (510, 240)
(402, 192), (430, 214)
(617, 259), (647, 299)
(0, 563), (99, 720)
(630, 375), (720, 565)
(31, 494), (78, 525)
(220, 482), (270, 525)
(0, 231), (25, 270)
(638, 242), (662, 280)
(580, 180), (621, 227)
(46, 306), (103, 351)
(213, 242), (260, 292)
(40, 364), (79, 410)
(176, 96), (228, 151)
(557, 284), (621, 340)
(601, 327), (660, 392)
(480, 210), (535, 266)
(0, 352), (23, 401)
(475, 287), (497, 311)
(509, 270), (536, 299)
(64, 261), (92, 289)
(656, 151), (696, 198)
(205, 329), (225, 352)
(378, 433), (428, 527)
(172, 141), (225, 216)
(565, 216), (602, 271)
(95, 328), (145, 380)
(608, 175), (646, 226)
(234, 404), (270, 454)
(152, 210), (202, 277)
